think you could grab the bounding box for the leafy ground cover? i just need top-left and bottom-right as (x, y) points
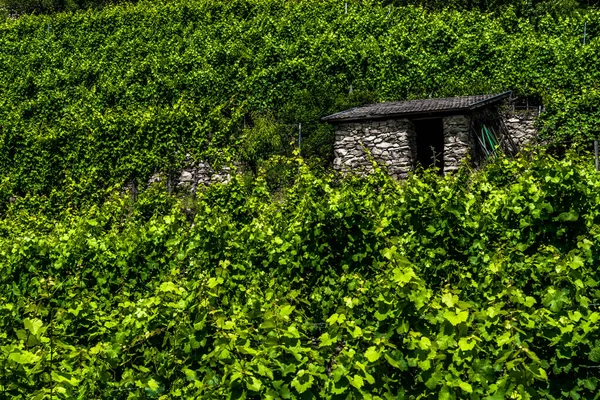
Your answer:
(1, 151), (600, 398)
(0, 0), (599, 212)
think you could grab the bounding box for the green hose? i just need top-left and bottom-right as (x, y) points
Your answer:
(479, 124), (501, 159)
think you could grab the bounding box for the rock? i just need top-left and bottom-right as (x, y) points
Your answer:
(148, 173), (161, 184)
(180, 171), (194, 182)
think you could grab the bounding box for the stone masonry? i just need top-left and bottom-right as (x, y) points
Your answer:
(505, 111), (537, 149)
(148, 155), (232, 193)
(176, 160), (232, 191)
(442, 115), (471, 174)
(333, 119), (416, 179)
(326, 93), (540, 179)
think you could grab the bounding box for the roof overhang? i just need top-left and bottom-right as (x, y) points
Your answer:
(322, 91), (512, 123)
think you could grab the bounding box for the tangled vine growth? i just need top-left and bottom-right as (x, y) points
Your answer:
(1, 152), (600, 398)
(0, 0), (599, 211)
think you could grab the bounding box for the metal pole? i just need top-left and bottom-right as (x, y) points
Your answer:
(584, 22), (587, 45)
(345, 2), (347, 14)
(298, 123), (302, 149)
(595, 140), (598, 171)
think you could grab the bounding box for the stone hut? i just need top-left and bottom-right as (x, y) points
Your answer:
(322, 92), (537, 178)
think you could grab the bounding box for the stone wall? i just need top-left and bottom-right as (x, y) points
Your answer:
(442, 115), (471, 174)
(148, 156), (232, 193)
(331, 110), (538, 179)
(176, 161), (232, 192)
(333, 119), (416, 179)
(505, 111), (538, 149)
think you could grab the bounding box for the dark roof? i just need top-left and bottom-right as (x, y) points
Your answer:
(322, 91), (511, 122)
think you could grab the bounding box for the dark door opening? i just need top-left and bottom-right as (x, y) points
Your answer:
(414, 118), (444, 173)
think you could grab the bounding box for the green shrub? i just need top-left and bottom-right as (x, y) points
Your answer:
(0, 0), (136, 16)
(1, 151), (600, 398)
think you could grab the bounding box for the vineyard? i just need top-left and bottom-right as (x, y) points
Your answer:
(1, 151), (600, 398)
(1, 0), (600, 398)
(0, 0), (599, 211)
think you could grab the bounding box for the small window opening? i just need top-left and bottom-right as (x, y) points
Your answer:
(414, 118), (444, 173)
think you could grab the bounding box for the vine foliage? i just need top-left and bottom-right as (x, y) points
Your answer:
(0, 0), (599, 211)
(1, 151), (600, 398)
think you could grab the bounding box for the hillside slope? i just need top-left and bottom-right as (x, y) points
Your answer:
(0, 0), (599, 211)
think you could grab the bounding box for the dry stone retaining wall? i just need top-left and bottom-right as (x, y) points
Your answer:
(148, 155), (232, 193)
(176, 160), (232, 192)
(505, 111), (538, 149)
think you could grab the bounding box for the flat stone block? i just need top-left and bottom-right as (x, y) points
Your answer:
(180, 171), (194, 182)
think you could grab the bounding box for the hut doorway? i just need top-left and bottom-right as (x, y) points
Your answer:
(414, 118), (444, 172)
